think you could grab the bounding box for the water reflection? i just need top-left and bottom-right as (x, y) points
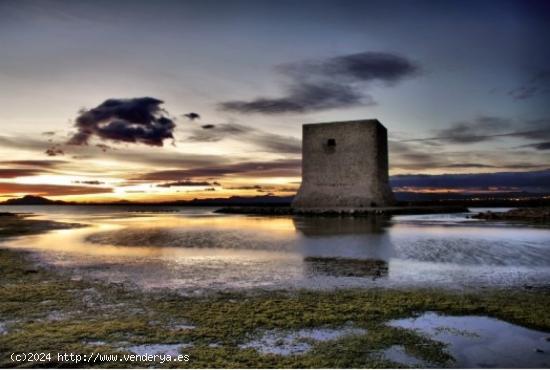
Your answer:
(1, 206), (550, 292)
(293, 216), (392, 279)
(303, 257), (388, 279)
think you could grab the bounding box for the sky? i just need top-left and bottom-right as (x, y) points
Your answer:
(0, 0), (549, 202)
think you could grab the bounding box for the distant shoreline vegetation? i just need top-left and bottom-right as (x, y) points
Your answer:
(1, 194), (549, 208)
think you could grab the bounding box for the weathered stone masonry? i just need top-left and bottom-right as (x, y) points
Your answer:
(292, 119), (395, 210)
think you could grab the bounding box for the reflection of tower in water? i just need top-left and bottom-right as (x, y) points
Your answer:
(292, 216), (394, 279)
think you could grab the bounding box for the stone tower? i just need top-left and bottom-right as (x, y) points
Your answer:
(292, 119), (395, 210)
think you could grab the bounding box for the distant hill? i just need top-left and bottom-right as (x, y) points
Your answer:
(0, 194), (293, 206)
(2, 193), (548, 207)
(1, 195), (68, 205)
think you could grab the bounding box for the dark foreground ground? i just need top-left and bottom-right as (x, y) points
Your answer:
(1, 213), (550, 368)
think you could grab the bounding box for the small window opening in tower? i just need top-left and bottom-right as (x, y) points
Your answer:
(327, 138), (336, 147)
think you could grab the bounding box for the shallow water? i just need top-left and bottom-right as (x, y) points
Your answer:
(388, 312), (550, 368)
(381, 345), (427, 367)
(240, 327), (367, 355)
(1, 206), (550, 293)
(126, 343), (189, 357)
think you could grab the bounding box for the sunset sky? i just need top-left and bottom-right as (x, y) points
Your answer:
(1, 0), (549, 202)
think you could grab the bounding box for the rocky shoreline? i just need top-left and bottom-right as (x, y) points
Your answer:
(472, 207), (550, 223)
(215, 205), (469, 216)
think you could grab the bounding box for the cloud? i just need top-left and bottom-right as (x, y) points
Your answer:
(434, 116), (512, 143)
(0, 133), (232, 170)
(0, 169), (44, 178)
(529, 142), (550, 150)
(443, 163), (497, 168)
(389, 139), (549, 171)
(0, 160), (66, 168)
(156, 180), (215, 187)
(186, 187), (216, 192)
(133, 159), (301, 180)
(0, 183), (113, 196)
(96, 144), (111, 152)
(68, 97), (176, 147)
(183, 112), (200, 120)
(219, 51), (419, 114)
(390, 169), (550, 192)
(72, 180), (105, 185)
(187, 123), (301, 154)
(45, 145), (64, 156)
(223, 184), (299, 193)
(224, 184), (266, 192)
(507, 70), (550, 100)
(401, 116), (550, 144)
(221, 82), (368, 114)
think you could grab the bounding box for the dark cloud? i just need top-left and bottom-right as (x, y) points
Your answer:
(223, 184), (299, 193)
(68, 97), (176, 147)
(530, 142), (550, 150)
(508, 70), (550, 100)
(196, 187), (216, 192)
(45, 145), (64, 156)
(188, 123), (248, 141)
(390, 169), (550, 192)
(389, 140), (549, 171)
(133, 159), (301, 180)
(187, 123), (301, 154)
(401, 116), (550, 144)
(518, 118), (550, 141)
(219, 51), (419, 114)
(72, 180), (105, 185)
(156, 180), (215, 187)
(434, 116), (511, 144)
(183, 112), (200, 121)
(279, 51), (420, 83)
(0, 160), (66, 168)
(96, 144), (111, 152)
(0, 183), (113, 196)
(0, 169), (43, 178)
(224, 184), (265, 191)
(221, 82), (367, 114)
(443, 163), (497, 168)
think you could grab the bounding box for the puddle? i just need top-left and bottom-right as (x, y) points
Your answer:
(389, 312), (550, 368)
(382, 345), (427, 367)
(0, 322), (7, 335)
(126, 343), (191, 356)
(173, 323), (196, 330)
(240, 327), (366, 355)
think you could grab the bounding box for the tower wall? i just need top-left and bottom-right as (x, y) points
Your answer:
(292, 119), (395, 210)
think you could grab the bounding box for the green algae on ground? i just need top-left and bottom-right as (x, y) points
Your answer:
(1, 215), (550, 368)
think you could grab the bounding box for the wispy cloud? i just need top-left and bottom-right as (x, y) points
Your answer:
(0, 168), (45, 178)
(0, 160), (67, 168)
(156, 179), (216, 187)
(0, 183), (113, 196)
(133, 159), (301, 180)
(391, 169), (550, 192)
(507, 70), (550, 100)
(220, 51), (419, 114)
(187, 123), (301, 154)
(400, 116), (550, 144)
